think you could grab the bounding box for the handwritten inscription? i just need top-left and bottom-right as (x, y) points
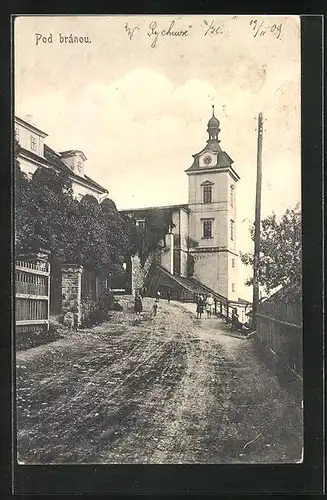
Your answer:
(147, 21), (190, 48)
(249, 19), (283, 40)
(202, 19), (224, 36)
(124, 23), (139, 41)
(34, 18), (286, 48)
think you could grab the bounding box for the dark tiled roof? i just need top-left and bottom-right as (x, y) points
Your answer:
(59, 149), (87, 161)
(44, 144), (107, 193)
(44, 144), (72, 173)
(84, 175), (108, 192)
(19, 147), (52, 167)
(157, 266), (228, 302)
(119, 204), (189, 214)
(59, 150), (76, 156)
(185, 150), (234, 173)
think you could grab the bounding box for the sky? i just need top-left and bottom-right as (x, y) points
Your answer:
(14, 15), (301, 300)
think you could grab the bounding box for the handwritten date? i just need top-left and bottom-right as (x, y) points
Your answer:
(249, 19), (283, 40)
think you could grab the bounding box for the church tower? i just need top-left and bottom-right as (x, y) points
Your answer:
(185, 106), (240, 301)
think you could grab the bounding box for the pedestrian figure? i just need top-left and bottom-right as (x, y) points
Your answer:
(153, 301), (158, 316)
(196, 294), (204, 319)
(156, 289), (161, 301)
(167, 288), (171, 304)
(231, 308), (241, 329)
(205, 294), (214, 318)
(134, 291), (143, 315)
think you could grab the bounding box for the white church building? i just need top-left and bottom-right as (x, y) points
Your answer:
(121, 107), (250, 318)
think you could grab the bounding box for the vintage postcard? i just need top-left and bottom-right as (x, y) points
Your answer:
(14, 15), (302, 465)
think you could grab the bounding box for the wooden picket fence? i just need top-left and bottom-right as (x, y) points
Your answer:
(255, 291), (303, 381)
(15, 259), (51, 334)
(256, 312), (302, 377)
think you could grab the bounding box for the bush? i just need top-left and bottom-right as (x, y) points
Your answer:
(81, 290), (123, 327)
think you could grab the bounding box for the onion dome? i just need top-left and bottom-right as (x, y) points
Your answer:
(207, 105), (220, 140)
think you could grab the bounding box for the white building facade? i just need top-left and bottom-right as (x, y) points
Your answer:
(15, 116), (108, 202)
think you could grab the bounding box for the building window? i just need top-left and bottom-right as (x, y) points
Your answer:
(136, 219), (145, 228)
(30, 135), (37, 151)
(232, 258), (235, 268)
(230, 184), (234, 207)
(203, 185), (212, 204)
(202, 219), (213, 238)
(232, 283), (235, 292)
(15, 127), (19, 141)
(230, 220), (235, 241)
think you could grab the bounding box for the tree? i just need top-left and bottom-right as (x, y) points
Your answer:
(15, 163), (78, 259)
(121, 208), (174, 265)
(240, 205), (302, 301)
(15, 150), (134, 276)
(15, 140), (32, 249)
(15, 141), (177, 280)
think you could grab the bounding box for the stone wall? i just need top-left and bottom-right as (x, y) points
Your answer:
(131, 252), (155, 294)
(60, 264), (83, 326)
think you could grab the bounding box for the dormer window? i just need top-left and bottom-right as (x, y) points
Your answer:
(136, 219), (146, 228)
(30, 135), (37, 151)
(77, 160), (83, 174)
(59, 150), (87, 173)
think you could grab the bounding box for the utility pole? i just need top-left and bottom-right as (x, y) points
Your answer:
(252, 112), (263, 331)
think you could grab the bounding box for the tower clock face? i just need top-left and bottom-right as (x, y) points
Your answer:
(203, 154), (213, 165)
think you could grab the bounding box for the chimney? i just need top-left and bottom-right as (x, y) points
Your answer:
(161, 229), (174, 275)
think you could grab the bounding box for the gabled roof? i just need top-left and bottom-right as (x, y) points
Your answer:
(15, 116), (48, 138)
(59, 150), (87, 161)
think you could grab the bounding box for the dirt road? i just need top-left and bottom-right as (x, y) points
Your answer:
(16, 297), (303, 464)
